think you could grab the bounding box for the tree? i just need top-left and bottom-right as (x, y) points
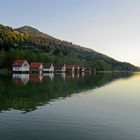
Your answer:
(94, 60), (112, 71)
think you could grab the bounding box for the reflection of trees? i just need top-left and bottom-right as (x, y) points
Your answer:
(0, 72), (133, 113)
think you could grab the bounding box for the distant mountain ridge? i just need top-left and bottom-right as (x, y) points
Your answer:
(16, 26), (55, 40)
(0, 24), (138, 71)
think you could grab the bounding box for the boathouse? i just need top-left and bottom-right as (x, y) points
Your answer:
(12, 60), (29, 73)
(43, 63), (54, 73)
(66, 65), (75, 73)
(75, 65), (80, 73)
(80, 66), (85, 72)
(30, 62), (43, 75)
(54, 64), (66, 72)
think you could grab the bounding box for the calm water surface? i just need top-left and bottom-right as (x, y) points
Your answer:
(0, 72), (140, 140)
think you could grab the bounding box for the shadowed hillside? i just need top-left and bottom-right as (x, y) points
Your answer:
(0, 24), (138, 71)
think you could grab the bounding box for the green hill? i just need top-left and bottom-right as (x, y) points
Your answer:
(0, 24), (138, 71)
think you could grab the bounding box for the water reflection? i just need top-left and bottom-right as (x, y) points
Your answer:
(12, 74), (29, 85)
(43, 73), (54, 81)
(0, 72), (134, 113)
(30, 74), (43, 83)
(12, 73), (84, 85)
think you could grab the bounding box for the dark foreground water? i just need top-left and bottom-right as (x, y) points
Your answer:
(0, 72), (140, 140)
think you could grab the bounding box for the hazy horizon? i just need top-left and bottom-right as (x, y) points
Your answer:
(0, 0), (140, 66)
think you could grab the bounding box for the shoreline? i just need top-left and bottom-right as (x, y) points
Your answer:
(0, 68), (139, 75)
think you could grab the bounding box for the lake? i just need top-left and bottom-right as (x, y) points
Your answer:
(0, 72), (140, 140)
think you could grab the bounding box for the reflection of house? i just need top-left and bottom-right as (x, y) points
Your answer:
(81, 72), (85, 78)
(43, 73), (54, 80)
(12, 60), (29, 73)
(76, 73), (80, 79)
(30, 62), (43, 75)
(54, 64), (66, 72)
(80, 66), (85, 72)
(61, 72), (66, 80)
(66, 73), (75, 79)
(12, 74), (29, 85)
(43, 63), (54, 73)
(30, 75), (43, 83)
(72, 72), (75, 78)
(75, 65), (80, 73)
(66, 65), (75, 73)
(66, 74), (72, 79)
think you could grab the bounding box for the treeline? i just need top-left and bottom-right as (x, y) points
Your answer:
(0, 24), (138, 71)
(0, 47), (85, 68)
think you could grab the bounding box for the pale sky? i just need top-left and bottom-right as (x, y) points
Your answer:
(0, 0), (140, 66)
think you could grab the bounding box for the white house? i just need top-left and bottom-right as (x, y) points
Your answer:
(12, 60), (29, 72)
(80, 66), (85, 72)
(54, 64), (66, 72)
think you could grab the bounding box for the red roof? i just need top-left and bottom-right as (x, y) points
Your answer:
(12, 60), (27, 67)
(30, 62), (42, 69)
(66, 65), (74, 70)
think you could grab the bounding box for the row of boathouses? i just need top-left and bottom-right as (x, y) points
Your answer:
(12, 60), (91, 74)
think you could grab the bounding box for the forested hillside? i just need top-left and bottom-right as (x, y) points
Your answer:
(0, 24), (138, 71)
